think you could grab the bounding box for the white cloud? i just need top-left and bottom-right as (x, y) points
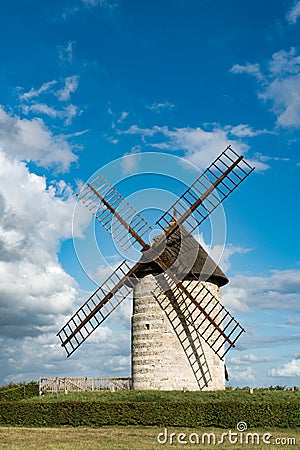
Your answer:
(85, 325), (113, 345)
(260, 76), (300, 128)
(82, 0), (118, 7)
(228, 366), (255, 383)
(212, 244), (251, 273)
(21, 103), (79, 125)
(123, 124), (162, 137)
(1, 325), (130, 384)
(93, 260), (124, 285)
(228, 354), (272, 365)
(0, 152), (89, 337)
(58, 41), (74, 63)
(286, 318), (300, 325)
(63, 104), (79, 125)
(0, 149), (92, 383)
(122, 124), (250, 169)
(21, 103), (58, 118)
(258, 153), (290, 163)
(62, 0), (118, 20)
(241, 333), (300, 351)
(194, 233), (251, 274)
(222, 286), (250, 312)
(230, 63), (263, 80)
(19, 76), (79, 104)
(147, 101), (175, 112)
(245, 159), (270, 171)
(231, 47), (300, 128)
(222, 269), (300, 313)
(0, 88), (95, 384)
(101, 293), (133, 331)
(268, 47), (300, 75)
(120, 145), (142, 175)
(0, 106), (77, 172)
(57, 75), (79, 101)
(18, 77), (80, 127)
(121, 123), (268, 171)
(108, 109), (129, 130)
(19, 80), (57, 102)
(227, 124), (267, 138)
(286, 1), (300, 24)
(117, 111), (129, 123)
(163, 126), (238, 168)
(268, 359), (300, 376)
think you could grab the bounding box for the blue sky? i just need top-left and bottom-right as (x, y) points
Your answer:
(0, 0), (299, 387)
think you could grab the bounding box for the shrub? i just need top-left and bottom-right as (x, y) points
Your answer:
(0, 400), (299, 428)
(0, 382), (39, 402)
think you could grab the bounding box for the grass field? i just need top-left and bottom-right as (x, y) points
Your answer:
(1, 388), (299, 448)
(26, 388), (300, 403)
(0, 426), (298, 449)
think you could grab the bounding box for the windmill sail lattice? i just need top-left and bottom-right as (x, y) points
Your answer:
(58, 260), (138, 356)
(58, 146), (254, 389)
(157, 145), (254, 235)
(153, 280), (212, 389)
(77, 173), (152, 251)
(153, 272), (244, 360)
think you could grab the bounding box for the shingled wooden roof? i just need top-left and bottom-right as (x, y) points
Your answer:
(135, 220), (229, 287)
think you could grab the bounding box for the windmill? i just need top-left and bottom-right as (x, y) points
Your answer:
(57, 145), (254, 390)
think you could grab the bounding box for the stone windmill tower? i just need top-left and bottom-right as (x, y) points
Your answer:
(58, 146), (254, 391)
(132, 219), (229, 391)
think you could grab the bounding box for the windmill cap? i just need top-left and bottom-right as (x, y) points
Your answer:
(135, 221), (229, 287)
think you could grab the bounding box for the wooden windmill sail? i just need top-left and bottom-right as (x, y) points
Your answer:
(57, 145), (254, 389)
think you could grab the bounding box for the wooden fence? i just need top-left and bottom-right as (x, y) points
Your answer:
(39, 377), (131, 395)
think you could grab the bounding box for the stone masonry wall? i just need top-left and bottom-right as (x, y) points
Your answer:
(131, 274), (225, 391)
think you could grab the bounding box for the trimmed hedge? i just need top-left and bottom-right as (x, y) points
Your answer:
(0, 382), (39, 402)
(0, 400), (299, 428)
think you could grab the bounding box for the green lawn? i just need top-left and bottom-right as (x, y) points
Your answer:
(26, 387), (300, 403)
(0, 426), (298, 449)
